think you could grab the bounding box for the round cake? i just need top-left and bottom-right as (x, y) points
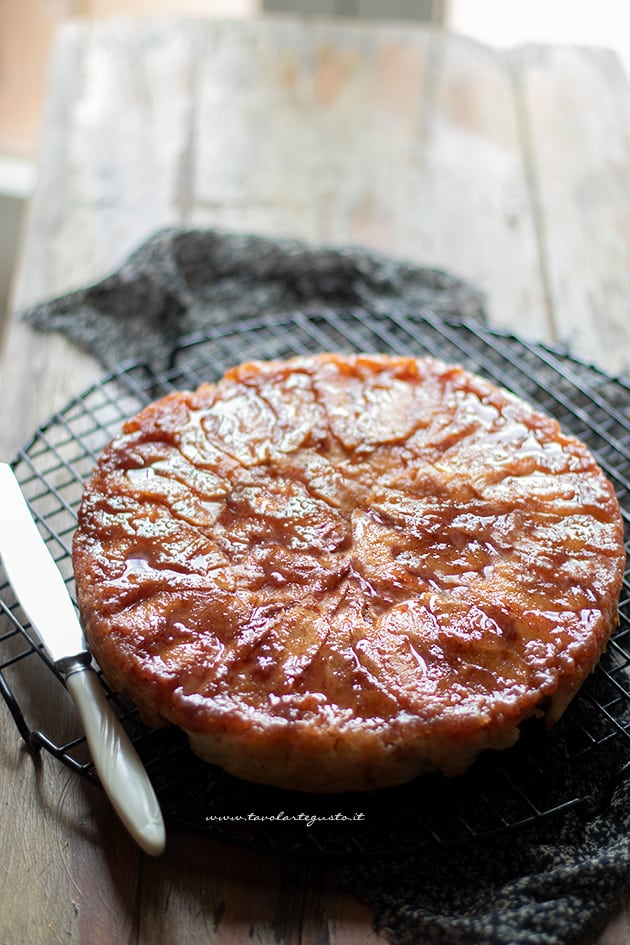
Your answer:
(72, 353), (626, 792)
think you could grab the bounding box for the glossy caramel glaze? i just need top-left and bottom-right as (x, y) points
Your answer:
(72, 354), (626, 791)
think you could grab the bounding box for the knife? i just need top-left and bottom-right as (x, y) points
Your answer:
(0, 462), (165, 856)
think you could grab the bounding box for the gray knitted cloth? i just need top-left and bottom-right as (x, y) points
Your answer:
(22, 227), (484, 371)
(334, 762), (630, 945)
(23, 228), (630, 945)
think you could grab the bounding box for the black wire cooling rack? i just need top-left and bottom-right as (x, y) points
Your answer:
(1, 307), (629, 859)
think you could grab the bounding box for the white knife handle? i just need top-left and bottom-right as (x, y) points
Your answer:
(65, 666), (166, 856)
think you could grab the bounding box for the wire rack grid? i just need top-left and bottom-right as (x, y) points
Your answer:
(0, 307), (629, 860)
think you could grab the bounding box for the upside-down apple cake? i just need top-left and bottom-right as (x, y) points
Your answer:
(72, 354), (626, 791)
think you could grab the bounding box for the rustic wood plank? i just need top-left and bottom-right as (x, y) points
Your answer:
(412, 31), (550, 340)
(190, 18), (432, 245)
(0, 735), (140, 943)
(190, 19), (547, 342)
(2, 17), (552, 459)
(2, 17), (630, 945)
(300, 867), (387, 945)
(0, 588), (142, 942)
(0, 739), (74, 943)
(64, 777), (142, 944)
(138, 836), (388, 945)
(14, 17), (198, 302)
(0, 18), (196, 945)
(6, 21), (630, 462)
(139, 835), (308, 943)
(595, 890), (630, 945)
(510, 44), (630, 376)
(1, 17), (200, 461)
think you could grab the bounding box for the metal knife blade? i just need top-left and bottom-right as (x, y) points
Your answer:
(0, 464), (84, 664)
(0, 462), (166, 855)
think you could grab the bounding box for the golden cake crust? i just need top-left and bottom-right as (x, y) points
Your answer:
(72, 354), (626, 791)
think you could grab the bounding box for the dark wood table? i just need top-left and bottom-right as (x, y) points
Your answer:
(1, 15), (630, 943)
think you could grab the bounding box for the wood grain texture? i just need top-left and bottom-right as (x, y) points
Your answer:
(16, 18), (196, 300)
(596, 890), (630, 945)
(1, 18), (197, 461)
(511, 44), (630, 376)
(5, 17), (630, 463)
(1, 15), (630, 945)
(188, 18), (547, 338)
(140, 837), (307, 944)
(0, 742), (140, 944)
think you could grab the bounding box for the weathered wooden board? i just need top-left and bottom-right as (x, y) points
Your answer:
(1, 16), (630, 945)
(6, 17), (630, 462)
(511, 43), (630, 376)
